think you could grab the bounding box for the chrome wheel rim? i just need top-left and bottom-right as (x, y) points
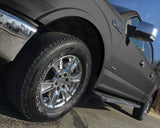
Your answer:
(40, 55), (82, 109)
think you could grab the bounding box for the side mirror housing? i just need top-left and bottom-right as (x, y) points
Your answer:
(128, 22), (158, 42)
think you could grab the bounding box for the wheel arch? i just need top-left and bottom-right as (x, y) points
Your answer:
(35, 8), (112, 90)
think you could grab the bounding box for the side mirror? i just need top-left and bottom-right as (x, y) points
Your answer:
(128, 22), (158, 42)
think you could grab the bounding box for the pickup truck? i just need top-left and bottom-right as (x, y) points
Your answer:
(0, 0), (159, 121)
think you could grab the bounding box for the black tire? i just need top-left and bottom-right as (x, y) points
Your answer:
(132, 97), (152, 120)
(6, 32), (92, 121)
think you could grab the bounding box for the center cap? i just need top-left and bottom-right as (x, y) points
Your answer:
(60, 77), (66, 84)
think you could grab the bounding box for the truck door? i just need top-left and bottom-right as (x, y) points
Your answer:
(107, 16), (152, 102)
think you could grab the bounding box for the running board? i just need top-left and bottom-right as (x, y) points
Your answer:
(93, 91), (141, 108)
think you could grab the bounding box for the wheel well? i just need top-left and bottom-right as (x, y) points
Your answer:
(43, 17), (105, 87)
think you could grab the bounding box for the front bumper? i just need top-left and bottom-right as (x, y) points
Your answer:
(0, 10), (37, 61)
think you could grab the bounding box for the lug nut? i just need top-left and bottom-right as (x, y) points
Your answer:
(66, 78), (69, 82)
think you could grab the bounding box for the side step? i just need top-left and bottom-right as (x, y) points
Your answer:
(93, 91), (141, 108)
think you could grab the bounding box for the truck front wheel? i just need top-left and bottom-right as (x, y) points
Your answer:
(6, 32), (92, 121)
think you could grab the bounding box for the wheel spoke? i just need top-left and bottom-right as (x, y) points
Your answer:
(41, 80), (56, 94)
(70, 83), (77, 95)
(41, 86), (54, 94)
(65, 84), (73, 96)
(48, 90), (59, 107)
(52, 64), (59, 74)
(61, 90), (67, 102)
(63, 57), (76, 73)
(70, 72), (82, 83)
(59, 58), (63, 70)
(70, 60), (80, 72)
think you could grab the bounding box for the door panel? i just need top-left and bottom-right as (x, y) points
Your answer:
(108, 38), (148, 100)
(137, 42), (155, 94)
(108, 16), (154, 101)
